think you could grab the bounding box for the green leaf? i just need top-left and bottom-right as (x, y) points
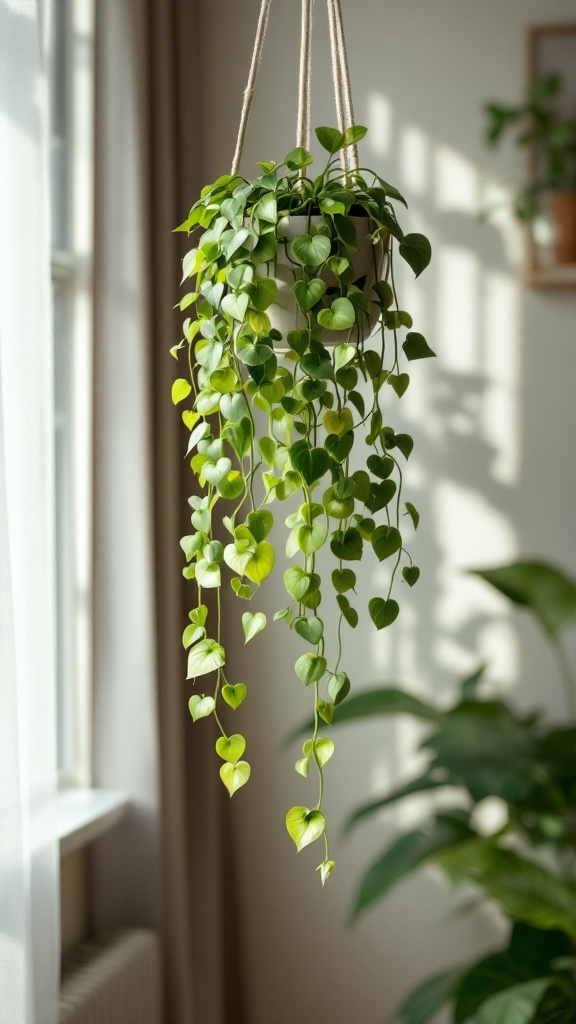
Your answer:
(345, 773), (448, 834)
(188, 695), (215, 722)
(404, 501), (420, 529)
(369, 597), (400, 629)
(477, 849), (576, 940)
(342, 124), (367, 147)
(254, 193), (277, 224)
(403, 332), (436, 361)
(403, 566), (420, 587)
(220, 392), (249, 422)
(171, 378), (192, 404)
(289, 440), (330, 486)
(293, 277), (327, 313)
(284, 566), (312, 601)
(323, 407), (354, 436)
(325, 432), (354, 464)
(367, 454), (394, 479)
(286, 806), (326, 851)
(477, 978), (553, 1024)
(215, 733), (246, 764)
(242, 611), (267, 643)
(189, 604), (208, 627)
(221, 291), (249, 321)
(331, 568), (356, 593)
(217, 470), (244, 500)
(372, 525), (402, 561)
(244, 541), (275, 584)
(295, 653), (327, 686)
(249, 276), (278, 311)
(257, 435), (277, 467)
(291, 233), (331, 267)
(330, 527), (363, 561)
(388, 373), (410, 398)
(352, 814), (474, 918)
(398, 233), (432, 277)
(331, 687), (441, 726)
(222, 684), (247, 709)
(195, 559), (221, 589)
(317, 860), (335, 886)
(333, 343), (357, 372)
(394, 433), (414, 459)
(203, 457), (232, 486)
(246, 509), (273, 542)
(285, 146), (314, 170)
(317, 297), (356, 331)
(337, 594), (358, 627)
(327, 671), (350, 705)
(315, 126), (345, 154)
(220, 760), (251, 796)
(182, 624), (204, 649)
(187, 638), (226, 678)
(298, 519), (328, 555)
(366, 480), (396, 513)
(396, 968), (463, 1024)
(304, 736), (334, 766)
(471, 560), (576, 638)
(294, 615), (324, 645)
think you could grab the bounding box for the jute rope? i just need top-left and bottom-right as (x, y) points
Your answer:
(296, 0), (313, 153)
(231, 0), (358, 176)
(231, 0), (272, 176)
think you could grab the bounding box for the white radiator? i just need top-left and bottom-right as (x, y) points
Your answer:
(59, 928), (162, 1024)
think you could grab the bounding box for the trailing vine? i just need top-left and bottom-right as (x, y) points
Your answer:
(171, 125), (434, 882)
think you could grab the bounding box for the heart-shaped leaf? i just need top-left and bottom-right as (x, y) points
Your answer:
(244, 541), (275, 584)
(246, 509), (273, 542)
(323, 408), (354, 436)
(330, 528), (363, 561)
(231, 576), (252, 600)
(222, 683), (247, 709)
(189, 604), (208, 627)
(203, 457), (232, 486)
(402, 566), (421, 587)
(325, 432), (354, 463)
(327, 671), (350, 705)
(331, 568), (356, 593)
(367, 480), (396, 513)
(291, 233), (331, 267)
(289, 440), (330, 486)
(187, 638), (226, 678)
(395, 433), (414, 460)
(221, 291), (249, 321)
(286, 806), (326, 851)
(172, 378), (192, 404)
(195, 559), (221, 589)
(303, 737), (334, 766)
(220, 392), (249, 422)
(333, 343), (357, 372)
(315, 126), (344, 154)
(294, 616), (324, 645)
(242, 611), (267, 643)
(188, 695), (215, 722)
(220, 760), (251, 797)
(295, 757), (309, 777)
(300, 352), (334, 381)
(372, 526), (402, 561)
(367, 454), (394, 480)
(215, 733), (246, 764)
(403, 332), (436, 361)
(295, 653), (327, 686)
(186, 420), (210, 454)
(297, 520), (328, 555)
(284, 566), (312, 601)
(318, 700), (334, 724)
(369, 597), (400, 629)
(388, 373), (410, 398)
(398, 233), (432, 277)
(293, 278), (327, 313)
(317, 297), (356, 331)
(337, 594), (358, 627)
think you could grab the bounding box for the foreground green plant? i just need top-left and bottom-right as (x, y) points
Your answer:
(171, 124), (434, 878)
(326, 560), (576, 1022)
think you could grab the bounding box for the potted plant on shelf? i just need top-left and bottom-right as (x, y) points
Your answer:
(485, 72), (576, 264)
(326, 559), (576, 1022)
(171, 124), (434, 881)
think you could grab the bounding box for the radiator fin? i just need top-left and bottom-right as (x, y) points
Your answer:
(60, 928), (162, 1024)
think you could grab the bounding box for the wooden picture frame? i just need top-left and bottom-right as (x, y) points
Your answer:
(526, 24), (576, 289)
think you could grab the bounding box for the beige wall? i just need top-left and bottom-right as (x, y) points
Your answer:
(197, 2), (576, 1021)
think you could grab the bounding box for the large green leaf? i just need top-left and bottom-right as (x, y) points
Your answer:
(352, 813), (474, 918)
(344, 772), (448, 834)
(477, 849), (576, 940)
(331, 687), (442, 727)
(398, 233), (432, 277)
(471, 560), (576, 638)
(186, 638), (226, 678)
(396, 967), (463, 1024)
(477, 978), (553, 1024)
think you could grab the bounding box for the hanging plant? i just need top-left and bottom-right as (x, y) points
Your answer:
(171, 0), (435, 882)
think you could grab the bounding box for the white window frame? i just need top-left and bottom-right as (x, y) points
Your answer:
(51, 0), (95, 790)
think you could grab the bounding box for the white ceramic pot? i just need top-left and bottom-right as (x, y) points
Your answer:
(262, 214), (387, 347)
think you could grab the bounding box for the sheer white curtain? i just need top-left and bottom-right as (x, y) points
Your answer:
(0, 2), (59, 1024)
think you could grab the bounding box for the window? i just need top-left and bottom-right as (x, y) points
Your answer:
(50, 0), (95, 787)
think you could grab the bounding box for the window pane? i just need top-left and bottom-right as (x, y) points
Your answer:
(50, 0), (69, 250)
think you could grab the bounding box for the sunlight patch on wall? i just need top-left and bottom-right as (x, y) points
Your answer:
(399, 124), (430, 196)
(434, 145), (479, 215)
(366, 93), (393, 157)
(481, 271), (522, 485)
(480, 177), (524, 268)
(436, 246), (480, 374)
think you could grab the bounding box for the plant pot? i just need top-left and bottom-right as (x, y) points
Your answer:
(551, 190), (576, 265)
(264, 214), (387, 347)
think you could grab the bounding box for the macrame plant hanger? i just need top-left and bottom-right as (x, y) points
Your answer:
(230, 0), (359, 178)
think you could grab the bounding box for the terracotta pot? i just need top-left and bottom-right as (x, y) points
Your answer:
(550, 190), (576, 265)
(263, 214), (387, 347)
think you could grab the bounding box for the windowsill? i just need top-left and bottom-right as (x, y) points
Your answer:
(58, 787), (129, 858)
